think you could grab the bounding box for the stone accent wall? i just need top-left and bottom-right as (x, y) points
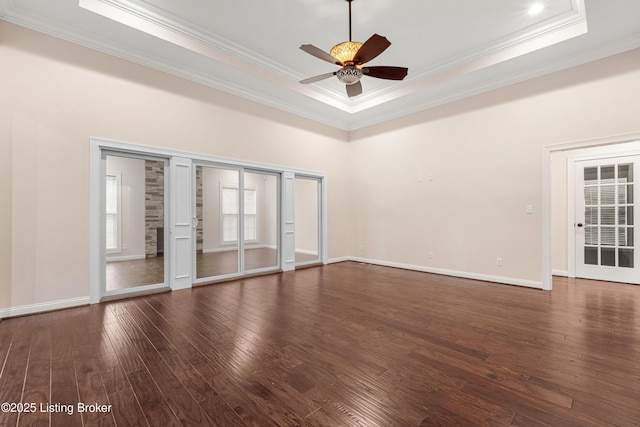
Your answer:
(145, 160), (165, 258)
(196, 167), (203, 252)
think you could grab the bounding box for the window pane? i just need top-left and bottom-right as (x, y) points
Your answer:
(628, 227), (634, 247)
(600, 185), (615, 205)
(585, 207), (598, 225)
(585, 227), (598, 246)
(223, 215), (238, 242)
(585, 247), (598, 265)
(601, 165), (615, 183)
(600, 207), (615, 225)
(619, 228), (627, 246)
(628, 184), (634, 204)
(619, 248), (634, 268)
(619, 185), (627, 204)
(222, 188), (238, 214)
(584, 187), (598, 205)
(601, 227), (615, 246)
(106, 213), (117, 250)
(244, 214), (257, 240)
(618, 164), (633, 183)
(244, 189), (257, 215)
(584, 167), (598, 182)
(618, 207), (627, 225)
(601, 248), (615, 266)
(628, 207), (635, 225)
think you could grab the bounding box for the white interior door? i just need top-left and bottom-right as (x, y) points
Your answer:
(575, 156), (640, 284)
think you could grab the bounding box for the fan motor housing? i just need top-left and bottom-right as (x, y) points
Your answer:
(336, 66), (363, 85)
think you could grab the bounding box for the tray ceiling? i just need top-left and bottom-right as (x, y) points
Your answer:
(2, 0), (639, 130)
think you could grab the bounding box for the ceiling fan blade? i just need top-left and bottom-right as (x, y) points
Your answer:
(346, 81), (363, 98)
(363, 66), (408, 80)
(353, 34), (391, 65)
(300, 44), (343, 66)
(300, 72), (337, 84)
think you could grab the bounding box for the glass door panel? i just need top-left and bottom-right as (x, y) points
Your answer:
(195, 165), (240, 280)
(105, 154), (167, 291)
(295, 177), (321, 265)
(244, 171), (279, 272)
(576, 156), (640, 284)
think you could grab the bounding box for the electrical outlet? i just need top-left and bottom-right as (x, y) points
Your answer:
(359, 245), (365, 255)
(428, 251), (434, 260)
(496, 258), (503, 267)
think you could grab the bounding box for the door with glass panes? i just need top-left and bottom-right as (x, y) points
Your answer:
(193, 165), (279, 283)
(575, 156), (640, 284)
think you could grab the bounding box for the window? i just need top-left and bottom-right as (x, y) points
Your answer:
(221, 185), (257, 243)
(105, 173), (120, 252)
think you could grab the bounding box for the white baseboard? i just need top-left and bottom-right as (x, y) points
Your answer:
(0, 296), (91, 319)
(331, 256), (543, 289)
(203, 243), (274, 253)
(296, 248), (319, 256)
(552, 269), (569, 277)
(328, 256), (352, 264)
(106, 254), (146, 262)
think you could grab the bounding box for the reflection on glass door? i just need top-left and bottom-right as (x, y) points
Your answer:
(295, 177), (321, 265)
(105, 154), (167, 292)
(195, 165), (240, 280)
(244, 171), (279, 272)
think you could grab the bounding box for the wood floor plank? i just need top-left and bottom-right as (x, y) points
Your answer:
(51, 319), (83, 427)
(0, 338), (31, 427)
(17, 329), (52, 427)
(108, 388), (149, 427)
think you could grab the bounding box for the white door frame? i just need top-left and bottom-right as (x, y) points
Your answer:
(90, 138), (328, 303)
(542, 132), (640, 291)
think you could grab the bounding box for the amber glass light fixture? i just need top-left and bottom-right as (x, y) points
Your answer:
(330, 41), (363, 64)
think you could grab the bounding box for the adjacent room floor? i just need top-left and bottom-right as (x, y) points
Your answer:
(106, 248), (319, 290)
(1, 262), (639, 426)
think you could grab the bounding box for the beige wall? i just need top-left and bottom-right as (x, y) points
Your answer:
(0, 22), (350, 311)
(2, 18), (640, 313)
(349, 49), (640, 283)
(0, 76), (11, 309)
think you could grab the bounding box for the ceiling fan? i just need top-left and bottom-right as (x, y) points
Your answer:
(299, 0), (408, 98)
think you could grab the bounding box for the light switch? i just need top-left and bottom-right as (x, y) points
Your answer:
(526, 205), (533, 214)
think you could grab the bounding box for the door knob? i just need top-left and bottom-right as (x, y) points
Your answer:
(577, 223), (583, 228)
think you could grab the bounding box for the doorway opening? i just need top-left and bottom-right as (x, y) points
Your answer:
(102, 152), (170, 298)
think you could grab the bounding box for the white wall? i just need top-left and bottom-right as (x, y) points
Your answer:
(349, 48), (640, 286)
(0, 22), (350, 312)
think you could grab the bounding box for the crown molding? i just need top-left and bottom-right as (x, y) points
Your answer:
(3, 0), (638, 131)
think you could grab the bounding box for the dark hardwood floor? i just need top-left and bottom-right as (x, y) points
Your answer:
(2, 261), (640, 426)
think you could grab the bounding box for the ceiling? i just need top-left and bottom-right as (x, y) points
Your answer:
(1, 0), (639, 130)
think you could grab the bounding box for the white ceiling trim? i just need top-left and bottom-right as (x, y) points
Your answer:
(2, 0), (639, 131)
(78, 0), (356, 113)
(79, 0), (589, 115)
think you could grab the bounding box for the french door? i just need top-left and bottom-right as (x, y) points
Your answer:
(575, 156), (640, 284)
(193, 164), (280, 283)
